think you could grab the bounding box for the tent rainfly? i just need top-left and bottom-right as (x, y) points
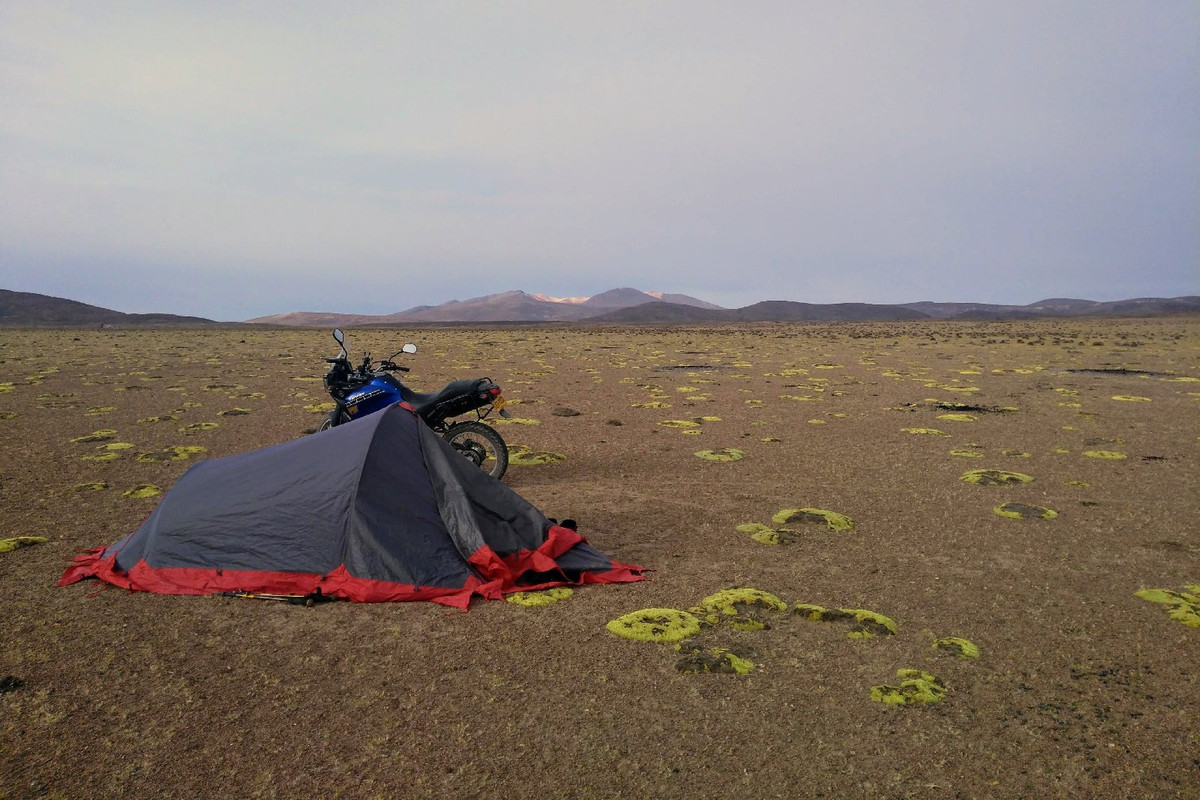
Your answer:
(61, 403), (644, 608)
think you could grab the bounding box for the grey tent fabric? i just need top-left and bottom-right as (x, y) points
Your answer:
(61, 404), (644, 607)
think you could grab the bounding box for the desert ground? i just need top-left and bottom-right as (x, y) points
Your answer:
(1, 318), (1198, 799)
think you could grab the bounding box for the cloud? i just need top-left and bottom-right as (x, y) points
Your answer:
(1, 2), (1196, 318)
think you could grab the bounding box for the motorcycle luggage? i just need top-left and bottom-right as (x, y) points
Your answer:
(412, 378), (495, 421)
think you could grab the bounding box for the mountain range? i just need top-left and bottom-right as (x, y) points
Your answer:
(246, 288), (723, 326)
(2, 287), (1198, 327)
(247, 289), (1200, 326)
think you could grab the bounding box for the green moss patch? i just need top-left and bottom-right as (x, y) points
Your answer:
(841, 608), (899, 639)
(657, 419), (700, 429)
(491, 417), (540, 426)
(772, 508), (854, 531)
(508, 446), (566, 466)
(123, 484), (163, 499)
(1082, 450), (1127, 460)
(219, 408), (251, 416)
(694, 448), (745, 462)
(736, 522), (788, 545)
(739, 508), (853, 544)
(0, 411), (16, 420)
(81, 452), (121, 462)
(181, 422), (220, 433)
(931, 402), (1015, 414)
(630, 401), (672, 409)
(994, 503), (1058, 520)
(73, 481), (109, 492)
(870, 669), (946, 706)
(792, 603), (897, 638)
(606, 608), (702, 643)
(950, 449), (984, 458)
(0, 536), (49, 554)
(1111, 395), (1151, 402)
(303, 403), (336, 413)
(71, 429), (117, 444)
(674, 645), (756, 675)
(960, 469), (1034, 486)
(933, 637), (981, 659)
(85, 406), (116, 415)
(137, 445), (208, 463)
(505, 588), (574, 607)
(1134, 585), (1200, 629)
(936, 413), (976, 422)
(902, 428), (950, 436)
(691, 588), (788, 630)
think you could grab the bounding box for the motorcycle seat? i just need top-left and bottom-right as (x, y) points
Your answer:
(405, 378), (487, 415)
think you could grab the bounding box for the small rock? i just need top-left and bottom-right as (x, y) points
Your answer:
(552, 407), (581, 417)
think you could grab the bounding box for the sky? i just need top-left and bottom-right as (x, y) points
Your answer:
(1, 2), (1197, 321)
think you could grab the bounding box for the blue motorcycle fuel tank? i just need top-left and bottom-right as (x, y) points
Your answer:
(343, 376), (404, 419)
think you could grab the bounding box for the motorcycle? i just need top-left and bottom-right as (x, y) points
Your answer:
(318, 328), (511, 479)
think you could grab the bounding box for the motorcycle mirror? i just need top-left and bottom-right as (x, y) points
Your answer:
(402, 343), (417, 354)
(332, 328), (348, 358)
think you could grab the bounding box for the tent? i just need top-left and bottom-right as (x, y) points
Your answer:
(60, 403), (644, 608)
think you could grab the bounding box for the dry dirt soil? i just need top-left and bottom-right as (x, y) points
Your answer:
(1, 319), (1198, 799)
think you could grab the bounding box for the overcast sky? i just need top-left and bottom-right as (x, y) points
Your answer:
(1, 2), (1197, 320)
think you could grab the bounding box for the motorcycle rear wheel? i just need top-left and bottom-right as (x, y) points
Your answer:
(443, 421), (508, 480)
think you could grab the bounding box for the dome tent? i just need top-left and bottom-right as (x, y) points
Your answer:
(60, 404), (643, 608)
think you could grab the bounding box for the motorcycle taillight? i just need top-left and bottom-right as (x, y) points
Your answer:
(487, 387), (501, 397)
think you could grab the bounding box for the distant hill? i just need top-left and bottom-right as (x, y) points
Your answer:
(730, 301), (928, 322)
(585, 301), (730, 323)
(0, 289), (215, 327)
(586, 300), (929, 323)
(1075, 296), (1200, 316)
(247, 288), (724, 326)
(902, 297), (1200, 319)
(898, 301), (1026, 318)
(245, 311), (393, 327)
(386, 290), (597, 323)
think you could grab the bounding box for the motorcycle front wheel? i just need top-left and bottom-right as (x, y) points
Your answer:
(317, 409), (350, 432)
(443, 421), (508, 480)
